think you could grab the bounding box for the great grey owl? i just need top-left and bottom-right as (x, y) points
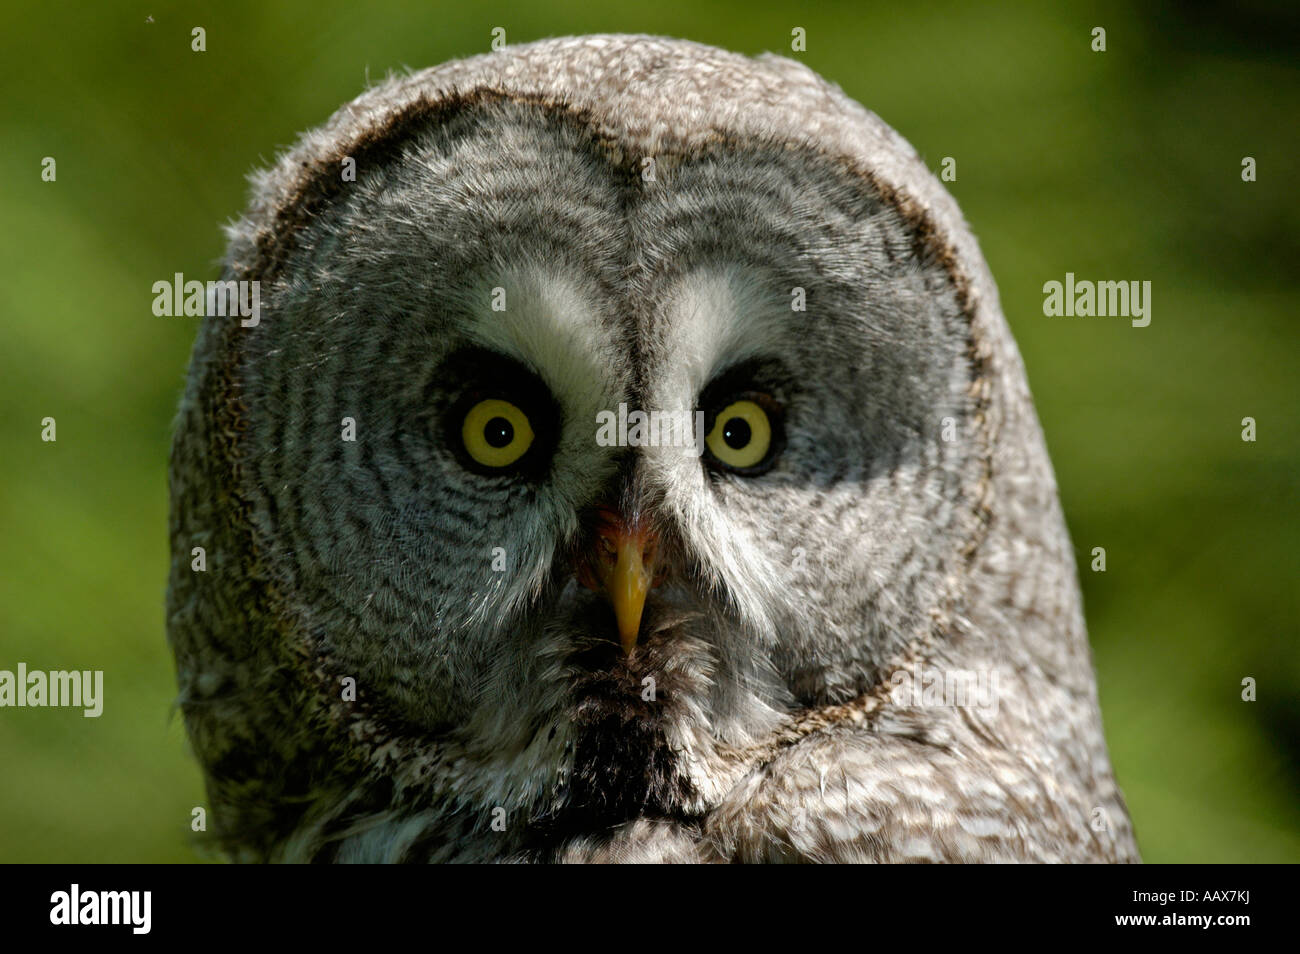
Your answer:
(167, 34), (1138, 863)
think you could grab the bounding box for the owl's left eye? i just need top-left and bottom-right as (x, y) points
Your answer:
(460, 398), (535, 469)
(703, 391), (783, 475)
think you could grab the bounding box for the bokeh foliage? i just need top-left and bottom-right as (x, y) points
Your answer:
(1, 0), (1296, 862)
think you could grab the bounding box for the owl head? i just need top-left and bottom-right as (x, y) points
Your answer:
(168, 35), (1132, 862)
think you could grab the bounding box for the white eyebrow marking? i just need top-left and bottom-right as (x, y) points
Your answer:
(451, 264), (628, 415)
(650, 265), (791, 406)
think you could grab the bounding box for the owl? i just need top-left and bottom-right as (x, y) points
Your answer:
(166, 35), (1138, 863)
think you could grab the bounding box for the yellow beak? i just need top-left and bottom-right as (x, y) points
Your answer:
(577, 507), (660, 654)
(601, 534), (654, 655)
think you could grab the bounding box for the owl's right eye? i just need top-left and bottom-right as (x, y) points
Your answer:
(437, 349), (559, 480)
(460, 398), (535, 469)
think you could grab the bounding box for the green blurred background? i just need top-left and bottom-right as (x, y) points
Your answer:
(2, 1), (1296, 862)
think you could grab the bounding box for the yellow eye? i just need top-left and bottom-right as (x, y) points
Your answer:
(706, 399), (773, 471)
(461, 398), (534, 468)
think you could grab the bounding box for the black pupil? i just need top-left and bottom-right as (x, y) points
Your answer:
(484, 417), (514, 448)
(722, 417), (751, 449)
